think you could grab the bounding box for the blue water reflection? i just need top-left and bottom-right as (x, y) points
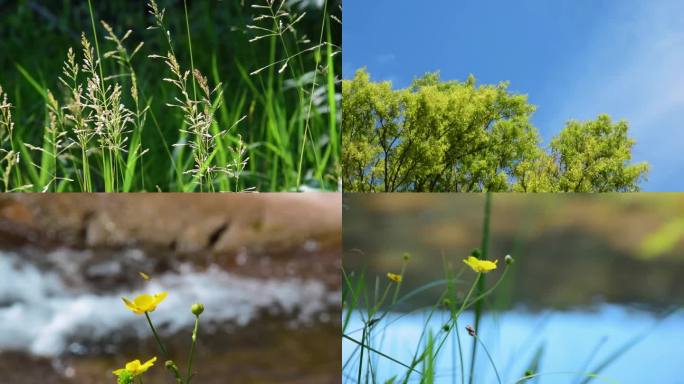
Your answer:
(343, 306), (684, 383)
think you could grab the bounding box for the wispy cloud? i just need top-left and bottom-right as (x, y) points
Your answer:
(547, 0), (684, 190)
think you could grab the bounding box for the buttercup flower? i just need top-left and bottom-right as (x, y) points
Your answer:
(113, 357), (157, 378)
(386, 272), (402, 283)
(122, 292), (168, 315)
(463, 256), (498, 273)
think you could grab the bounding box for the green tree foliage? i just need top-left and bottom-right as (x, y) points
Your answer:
(343, 69), (649, 192)
(547, 115), (649, 192)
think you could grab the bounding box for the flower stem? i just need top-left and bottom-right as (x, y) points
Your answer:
(145, 312), (169, 358)
(186, 316), (200, 383)
(145, 312), (184, 383)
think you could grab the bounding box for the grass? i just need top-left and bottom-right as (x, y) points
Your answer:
(341, 193), (676, 384)
(0, 0), (340, 192)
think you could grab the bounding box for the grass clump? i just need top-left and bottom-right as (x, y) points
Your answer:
(0, 86), (25, 191)
(0, 0), (340, 192)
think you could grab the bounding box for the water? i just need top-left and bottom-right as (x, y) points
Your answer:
(0, 249), (339, 357)
(343, 307), (684, 383)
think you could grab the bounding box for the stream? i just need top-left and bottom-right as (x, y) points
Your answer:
(0, 246), (341, 383)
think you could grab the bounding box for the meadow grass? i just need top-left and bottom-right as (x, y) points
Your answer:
(0, 0), (340, 192)
(341, 193), (675, 384)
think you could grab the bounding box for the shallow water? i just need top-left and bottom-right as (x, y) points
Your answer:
(0, 248), (341, 383)
(343, 307), (684, 383)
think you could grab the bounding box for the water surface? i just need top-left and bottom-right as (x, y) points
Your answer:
(343, 307), (684, 383)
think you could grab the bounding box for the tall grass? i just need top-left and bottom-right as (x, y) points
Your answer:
(0, 0), (340, 192)
(341, 194), (671, 384)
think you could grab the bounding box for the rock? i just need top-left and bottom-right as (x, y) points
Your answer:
(0, 194), (341, 256)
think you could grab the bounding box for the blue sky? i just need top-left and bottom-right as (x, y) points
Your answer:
(343, 0), (684, 191)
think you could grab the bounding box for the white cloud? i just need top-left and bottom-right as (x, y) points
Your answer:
(547, 0), (684, 190)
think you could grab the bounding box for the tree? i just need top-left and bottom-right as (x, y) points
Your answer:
(343, 68), (541, 192)
(343, 69), (649, 192)
(549, 115), (648, 192)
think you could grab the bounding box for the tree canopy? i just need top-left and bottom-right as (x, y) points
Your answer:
(342, 69), (649, 192)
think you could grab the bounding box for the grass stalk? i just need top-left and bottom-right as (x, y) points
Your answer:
(1, 0), (339, 191)
(86, 0), (104, 83)
(473, 334), (502, 384)
(183, 0), (197, 100)
(469, 192), (492, 384)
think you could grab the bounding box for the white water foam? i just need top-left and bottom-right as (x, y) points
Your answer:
(0, 251), (339, 357)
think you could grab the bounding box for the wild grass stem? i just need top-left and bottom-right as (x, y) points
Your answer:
(469, 192), (492, 383)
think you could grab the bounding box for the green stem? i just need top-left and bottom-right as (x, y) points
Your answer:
(183, 0), (197, 100)
(86, 0), (104, 82)
(186, 316), (200, 383)
(457, 274), (481, 316)
(291, 0), (329, 189)
(145, 312), (169, 358)
(81, 150), (92, 192)
(455, 318), (465, 384)
(343, 334), (422, 375)
(469, 192), (492, 384)
(146, 312), (185, 383)
(475, 335), (502, 384)
(429, 274), (480, 361)
(357, 325), (366, 383)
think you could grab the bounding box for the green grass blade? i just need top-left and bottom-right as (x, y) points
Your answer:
(469, 192), (492, 384)
(579, 307), (680, 384)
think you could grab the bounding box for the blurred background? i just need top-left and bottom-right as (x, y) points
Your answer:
(343, 194), (684, 383)
(0, 194), (341, 383)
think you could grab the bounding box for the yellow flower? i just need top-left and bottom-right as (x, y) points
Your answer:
(122, 292), (168, 315)
(387, 272), (402, 283)
(113, 357), (157, 377)
(463, 256), (498, 273)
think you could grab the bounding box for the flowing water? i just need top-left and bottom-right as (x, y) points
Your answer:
(0, 247), (341, 383)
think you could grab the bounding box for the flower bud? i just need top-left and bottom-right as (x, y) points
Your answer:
(465, 324), (477, 337)
(191, 303), (205, 316)
(402, 252), (411, 262)
(164, 360), (182, 380)
(505, 254), (514, 265)
(117, 371), (134, 384)
(386, 272), (402, 283)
